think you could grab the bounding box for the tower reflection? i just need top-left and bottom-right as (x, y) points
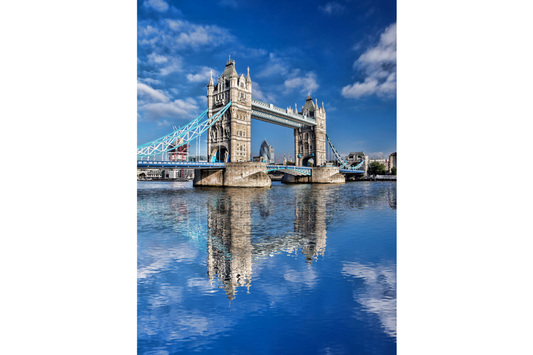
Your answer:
(205, 187), (328, 300)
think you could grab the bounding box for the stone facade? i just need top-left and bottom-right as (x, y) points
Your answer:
(310, 167), (345, 184)
(294, 95), (327, 167)
(207, 56), (252, 163)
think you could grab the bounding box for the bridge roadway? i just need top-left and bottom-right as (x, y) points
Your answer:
(137, 161), (364, 174)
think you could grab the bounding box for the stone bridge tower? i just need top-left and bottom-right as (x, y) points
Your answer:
(294, 95), (327, 167)
(207, 57), (252, 162)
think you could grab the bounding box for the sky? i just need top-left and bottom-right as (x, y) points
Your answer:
(137, 0), (396, 160)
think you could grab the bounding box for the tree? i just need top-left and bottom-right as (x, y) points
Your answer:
(391, 167), (397, 175)
(368, 162), (387, 175)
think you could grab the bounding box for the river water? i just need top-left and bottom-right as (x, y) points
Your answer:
(138, 181), (396, 355)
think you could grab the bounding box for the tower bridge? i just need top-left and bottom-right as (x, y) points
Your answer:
(137, 57), (365, 187)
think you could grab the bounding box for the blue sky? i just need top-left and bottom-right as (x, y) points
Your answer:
(137, 0), (396, 160)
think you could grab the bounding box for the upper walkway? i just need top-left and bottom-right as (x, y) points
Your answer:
(251, 98), (317, 129)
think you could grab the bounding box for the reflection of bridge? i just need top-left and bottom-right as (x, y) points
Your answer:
(205, 187), (328, 300)
(137, 57), (365, 186)
(138, 182), (396, 300)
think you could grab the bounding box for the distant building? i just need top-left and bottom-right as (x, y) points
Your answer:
(169, 142), (189, 162)
(388, 152), (397, 173)
(259, 140), (275, 164)
(369, 158), (388, 166)
(345, 151), (369, 175)
(346, 151), (366, 166)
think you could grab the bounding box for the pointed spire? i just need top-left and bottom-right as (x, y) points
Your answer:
(208, 70), (214, 86)
(246, 66), (251, 82)
(315, 98), (318, 107)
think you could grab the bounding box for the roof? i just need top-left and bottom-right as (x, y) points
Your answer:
(221, 56), (238, 79)
(301, 95), (315, 115)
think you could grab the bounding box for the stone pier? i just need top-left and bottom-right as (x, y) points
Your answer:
(280, 167), (345, 184)
(311, 167), (345, 184)
(193, 162), (271, 188)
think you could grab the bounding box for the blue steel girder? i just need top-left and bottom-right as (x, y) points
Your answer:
(325, 133), (365, 171)
(266, 165), (312, 176)
(137, 101), (232, 157)
(138, 161), (225, 169)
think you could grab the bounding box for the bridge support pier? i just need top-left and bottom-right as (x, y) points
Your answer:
(280, 167), (345, 184)
(311, 167), (345, 184)
(193, 162), (271, 188)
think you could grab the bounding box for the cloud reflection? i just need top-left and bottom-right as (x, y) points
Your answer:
(342, 261), (396, 337)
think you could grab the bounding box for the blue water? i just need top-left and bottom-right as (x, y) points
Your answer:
(138, 181), (396, 354)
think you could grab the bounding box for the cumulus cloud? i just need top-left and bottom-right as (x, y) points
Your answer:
(284, 70), (319, 95)
(137, 82), (199, 121)
(147, 52), (168, 64)
(143, 0), (169, 12)
(138, 19), (234, 53)
(257, 53), (289, 78)
(139, 98), (199, 121)
(319, 2), (345, 15)
(138, 77), (161, 86)
(342, 23), (396, 99)
(137, 82), (170, 103)
(252, 82), (276, 103)
(186, 67), (219, 83)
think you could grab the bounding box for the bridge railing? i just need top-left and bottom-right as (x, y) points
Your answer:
(252, 98), (315, 123)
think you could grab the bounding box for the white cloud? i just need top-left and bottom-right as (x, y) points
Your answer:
(186, 67), (219, 83)
(159, 57), (183, 75)
(137, 82), (199, 121)
(139, 77), (161, 86)
(257, 53), (289, 78)
(147, 53), (168, 64)
(284, 70), (319, 95)
(252, 82), (276, 103)
(143, 0), (169, 12)
(143, 53), (183, 76)
(137, 82), (170, 103)
(166, 19), (233, 49)
(342, 23), (396, 99)
(139, 97), (199, 121)
(138, 19), (233, 53)
(319, 2), (345, 14)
